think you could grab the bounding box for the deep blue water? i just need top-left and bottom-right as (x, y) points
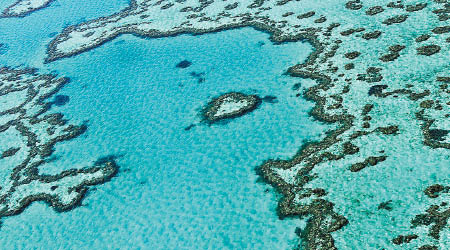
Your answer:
(0, 1), (330, 249)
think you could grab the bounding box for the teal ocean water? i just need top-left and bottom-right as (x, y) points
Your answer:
(0, 0), (130, 67)
(0, 1), (330, 249)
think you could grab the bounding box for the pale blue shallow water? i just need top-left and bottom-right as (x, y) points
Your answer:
(0, 0), (129, 67)
(0, 1), (331, 249)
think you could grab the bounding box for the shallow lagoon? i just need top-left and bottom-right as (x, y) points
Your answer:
(0, 0), (129, 67)
(0, 5), (330, 247)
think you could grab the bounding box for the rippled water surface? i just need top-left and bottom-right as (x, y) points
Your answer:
(0, 1), (330, 248)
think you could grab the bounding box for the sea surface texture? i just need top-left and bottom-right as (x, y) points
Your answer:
(0, 0), (449, 250)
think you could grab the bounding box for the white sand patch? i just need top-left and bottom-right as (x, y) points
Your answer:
(214, 97), (249, 117)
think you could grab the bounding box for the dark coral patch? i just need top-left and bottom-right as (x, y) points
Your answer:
(176, 60), (192, 68)
(53, 95), (70, 106)
(1, 147), (20, 158)
(368, 85), (388, 96)
(0, 43), (8, 55)
(262, 95), (278, 103)
(428, 129), (449, 141)
(417, 45), (441, 56)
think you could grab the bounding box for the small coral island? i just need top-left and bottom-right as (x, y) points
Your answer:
(202, 92), (261, 123)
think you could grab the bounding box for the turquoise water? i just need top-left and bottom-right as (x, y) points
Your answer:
(0, 1), (331, 249)
(0, 0), (129, 67)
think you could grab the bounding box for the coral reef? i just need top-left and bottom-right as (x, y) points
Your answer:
(44, 0), (450, 249)
(392, 184), (449, 250)
(0, 67), (118, 223)
(1, 0), (54, 18)
(202, 92), (261, 123)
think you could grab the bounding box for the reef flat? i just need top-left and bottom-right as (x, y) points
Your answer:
(0, 67), (117, 223)
(202, 92), (261, 123)
(44, 0), (449, 249)
(1, 0), (54, 18)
